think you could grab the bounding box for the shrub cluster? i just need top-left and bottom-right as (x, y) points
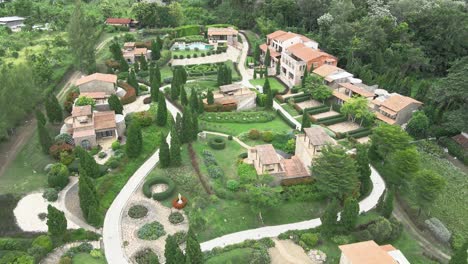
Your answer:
(208, 137), (226, 150)
(42, 188), (59, 202)
(137, 221), (166, 240)
(200, 111), (275, 124)
(207, 165), (224, 179)
(133, 248), (159, 264)
(168, 212), (184, 224)
(202, 150), (217, 166)
(142, 177), (176, 201)
(128, 205), (148, 219)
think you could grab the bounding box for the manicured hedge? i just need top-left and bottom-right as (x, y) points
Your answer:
(317, 114), (346, 122)
(276, 110), (297, 129)
(119, 81), (137, 105)
(175, 25), (201, 37)
(317, 116), (348, 126)
(184, 63), (219, 76)
(291, 95), (312, 103)
(208, 137), (226, 150)
(348, 130), (372, 139)
(142, 177), (175, 201)
(200, 111), (275, 123)
(306, 106), (329, 115)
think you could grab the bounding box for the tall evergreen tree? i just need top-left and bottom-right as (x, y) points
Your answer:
(180, 87), (188, 105)
(159, 135), (170, 168)
(156, 95), (168, 126)
(154, 64), (161, 83)
(217, 64), (225, 86)
(171, 68), (181, 100)
(265, 89), (273, 109)
(151, 78), (160, 103)
(263, 78), (271, 95)
(189, 88), (198, 110)
(38, 121), (52, 154)
(192, 112), (199, 141)
(79, 148), (100, 178)
(301, 111), (311, 131)
(151, 40), (161, 61)
(119, 56), (129, 72)
(264, 48), (271, 68)
(356, 144), (372, 196)
(185, 229), (203, 264)
(156, 36), (163, 49)
(47, 205), (67, 238)
(126, 122), (143, 158)
(139, 55), (148, 71)
(341, 197), (359, 231)
(78, 171), (99, 224)
(175, 113), (183, 139)
(181, 107), (193, 143)
(108, 94), (123, 114)
(207, 89), (214, 105)
(170, 127), (181, 167)
(45, 95), (63, 123)
(164, 235), (185, 264)
(35, 110), (46, 125)
(321, 199), (340, 236)
(302, 66), (309, 88)
(133, 60), (140, 72)
(179, 66), (187, 85)
(127, 69), (140, 95)
(382, 189), (394, 218)
(197, 96), (204, 114)
(68, 0), (96, 72)
(253, 42), (261, 65)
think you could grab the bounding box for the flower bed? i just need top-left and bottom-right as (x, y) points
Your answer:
(200, 111), (275, 123)
(142, 177), (175, 201)
(172, 196), (188, 209)
(168, 212), (184, 224)
(128, 205), (148, 219)
(133, 248), (160, 264)
(208, 137), (226, 150)
(137, 221), (166, 240)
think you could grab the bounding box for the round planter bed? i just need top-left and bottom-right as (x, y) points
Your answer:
(172, 196), (188, 209)
(208, 137), (226, 150)
(142, 177), (175, 201)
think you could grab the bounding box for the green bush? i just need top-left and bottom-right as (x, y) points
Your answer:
(63, 228), (100, 243)
(128, 205), (148, 219)
(48, 163), (69, 190)
(133, 111), (153, 127)
(227, 135), (233, 140)
(262, 131), (274, 143)
(202, 150), (218, 166)
(98, 152), (107, 159)
(207, 165), (224, 179)
(168, 212), (184, 224)
(42, 188), (59, 202)
(32, 235), (53, 252)
(226, 180), (240, 191)
(300, 233), (319, 247)
(439, 137), (468, 165)
(248, 129), (261, 140)
(111, 141), (121, 151)
(142, 177), (176, 201)
(137, 221), (166, 240)
(331, 235), (353, 245)
(0, 238), (30, 251)
(133, 248), (159, 264)
(200, 111), (275, 123)
(238, 163), (257, 184)
(208, 137), (226, 150)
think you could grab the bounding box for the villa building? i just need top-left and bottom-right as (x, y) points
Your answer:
(65, 105), (126, 149)
(105, 18), (137, 28)
(122, 42), (152, 64)
(260, 30), (337, 87)
(332, 82), (375, 105)
(339, 240), (410, 264)
(295, 127), (336, 169)
(371, 90), (423, 125)
(248, 144), (284, 176)
(207, 27), (238, 46)
(76, 73), (118, 95)
(0, 16), (25, 31)
(313, 64), (353, 88)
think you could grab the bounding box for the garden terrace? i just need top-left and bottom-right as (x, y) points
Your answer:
(199, 111), (276, 124)
(250, 77), (288, 94)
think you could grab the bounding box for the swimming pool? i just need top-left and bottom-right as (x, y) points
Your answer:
(171, 42), (213, 51)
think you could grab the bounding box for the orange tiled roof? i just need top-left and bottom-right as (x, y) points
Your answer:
(254, 144), (280, 165)
(380, 94), (422, 112)
(286, 43), (336, 63)
(376, 112), (397, 125)
(339, 241), (397, 264)
(267, 30), (288, 40)
(282, 156), (310, 178)
(303, 127), (335, 146)
(259, 43), (281, 57)
(333, 90), (350, 102)
(73, 128), (95, 138)
(275, 32), (298, 41)
(71, 105), (92, 117)
(106, 18), (132, 24)
(76, 73), (117, 86)
(80, 92), (107, 99)
(339, 83), (375, 98)
(313, 64), (341, 77)
(93, 111), (116, 131)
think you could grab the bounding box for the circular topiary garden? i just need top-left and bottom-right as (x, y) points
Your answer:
(142, 177), (175, 201)
(168, 212), (184, 224)
(137, 221), (166, 240)
(128, 205), (148, 219)
(208, 137), (226, 150)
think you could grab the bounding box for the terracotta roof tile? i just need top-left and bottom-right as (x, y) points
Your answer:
(282, 156), (310, 178)
(275, 32), (299, 41)
(286, 43), (336, 63)
(93, 111), (116, 131)
(339, 241), (397, 264)
(259, 43), (281, 57)
(313, 64), (341, 77)
(303, 127), (335, 146)
(339, 83), (375, 98)
(76, 73), (117, 86)
(376, 112), (397, 125)
(105, 18), (132, 24)
(333, 90), (350, 102)
(80, 92), (107, 99)
(380, 245), (397, 252)
(267, 30), (288, 39)
(380, 94), (422, 112)
(254, 144), (280, 165)
(71, 105), (92, 117)
(73, 128), (95, 138)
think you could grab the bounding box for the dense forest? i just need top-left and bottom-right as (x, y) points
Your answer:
(0, 0), (467, 140)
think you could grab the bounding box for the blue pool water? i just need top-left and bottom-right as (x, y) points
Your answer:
(171, 42), (213, 51)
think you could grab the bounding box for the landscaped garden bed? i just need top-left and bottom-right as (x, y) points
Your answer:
(142, 176), (176, 201)
(128, 205), (148, 219)
(200, 111), (276, 123)
(137, 221), (166, 240)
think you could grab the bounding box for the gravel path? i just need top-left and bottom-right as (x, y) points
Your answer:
(269, 239), (313, 264)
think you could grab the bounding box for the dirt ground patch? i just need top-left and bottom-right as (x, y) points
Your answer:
(312, 110), (340, 120)
(296, 100), (322, 110)
(269, 239), (313, 264)
(328, 121), (360, 134)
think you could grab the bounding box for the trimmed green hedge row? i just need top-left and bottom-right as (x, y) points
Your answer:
(346, 127), (371, 136)
(142, 177), (176, 201)
(317, 114), (346, 122)
(347, 129), (372, 139)
(208, 137), (226, 150)
(200, 111), (275, 123)
(292, 96), (312, 103)
(317, 116), (347, 126)
(276, 110), (297, 129)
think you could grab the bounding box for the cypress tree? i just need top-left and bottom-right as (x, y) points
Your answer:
(263, 78), (271, 95)
(47, 205), (67, 238)
(133, 59), (140, 72)
(180, 87), (188, 106)
(179, 66), (187, 85)
(171, 68), (180, 100)
(156, 95), (168, 126)
(151, 77), (160, 102)
(341, 197), (359, 231)
(189, 87), (198, 110)
(87, 202), (102, 227)
(253, 42), (261, 64)
(36, 110), (46, 125)
(165, 235), (185, 264)
(126, 122), (143, 158)
(157, 35), (163, 48)
(207, 89), (214, 105)
(154, 64), (161, 83)
(170, 127), (181, 167)
(127, 69), (139, 95)
(159, 134), (170, 168)
(139, 55), (148, 71)
(78, 171), (99, 221)
(38, 121), (52, 154)
(45, 95), (63, 123)
(192, 112), (199, 141)
(264, 48), (271, 68)
(320, 199), (340, 236)
(108, 94), (123, 114)
(79, 149), (100, 178)
(301, 111), (311, 131)
(376, 190), (386, 213)
(151, 40), (161, 61)
(185, 229), (203, 264)
(197, 96), (204, 114)
(302, 66), (309, 88)
(382, 189), (394, 218)
(217, 64), (224, 86)
(265, 89), (273, 109)
(119, 56), (129, 72)
(175, 113), (183, 139)
(226, 66), (232, 84)
(356, 144), (372, 196)
(182, 108), (193, 143)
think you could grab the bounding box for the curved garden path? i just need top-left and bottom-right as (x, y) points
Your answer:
(40, 240), (101, 264)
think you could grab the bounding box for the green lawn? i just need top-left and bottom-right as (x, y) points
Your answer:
(250, 77), (287, 93)
(160, 65), (173, 80)
(199, 112), (293, 136)
(205, 248), (254, 264)
(282, 103), (301, 116)
(184, 79), (219, 94)
(72, 253), (106, 264)
(0, 129), (56, 195)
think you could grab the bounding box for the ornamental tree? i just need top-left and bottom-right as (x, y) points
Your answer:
(151, 40), (161, 61)
(156, 95), (167, 126)
(264, 48), (271, 67)
(151, 76), (160, 103)
(355, 144), (371, 196)
(414, 170), (446, 215)
(263, 78), (271, 95)
(370, 123), (413, 161)
(387, 147), (421, 186)
(159, 135), (170, 168)
(244, 183), (282, 224)
(301, 111), (311, 131)
(170, 127), (181, 167)
(45, 95), (63, 123)
(36, 110), (47, 125)
(180, 87), (188, 106)
(321, 199), (340, 235)
(108, 94), (123, 114)
(126, 122), (143, 158)
(189, 87), (198, 110)
(341, 197), (359, 231)
(185, 229), (203, 264)
(47, 205), (67, 238)
(38, 121), (52, 154)
(406, 111), (429, 139)
(207, 89), (214, 105)
(164, 235), (185, 264)
(340, 96), (375, 125)
(77, 146), (100, 178)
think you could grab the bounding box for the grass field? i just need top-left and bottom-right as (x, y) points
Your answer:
(250, 77), (287, 93)
(72, 253), (106, 264)
(205, 247), (254, 264)
(199, 112), (293, 136)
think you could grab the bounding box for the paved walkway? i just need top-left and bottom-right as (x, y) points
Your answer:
(40, 240), (101, 264)
(199, 165), (385, 251)
(237, 32), (254, 89)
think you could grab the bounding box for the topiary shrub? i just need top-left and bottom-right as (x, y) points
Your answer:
(202, 150), (217, 166)
(98, 152), (107, 159)
(248, 129), (261, 140)
(168, 212), (184, 224)
(300, 233), (319, 248)
(42, 188), (59, 202)
(227, 135), (233, 140)
(38, 213), (47, 221)
(262, 131), (274, 142)
(208, 137), (226, 150)
(32, 235), (53, 252)
(142, 177), (175, 201)
(207, 165), (224, 179)
(226, 179), (240, 191)
(137, 221), (166, 240)
(128, 205), (148, 219)
(111, 141), (121, 151)
(133, 248), (159, 264)
(143, 97), (152, 104)
(173, 231), (187, 244)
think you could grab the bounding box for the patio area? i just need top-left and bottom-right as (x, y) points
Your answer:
(296, 100), (322, 110)
(327, 121), (361, 134)
(311, 110), (340, 120)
